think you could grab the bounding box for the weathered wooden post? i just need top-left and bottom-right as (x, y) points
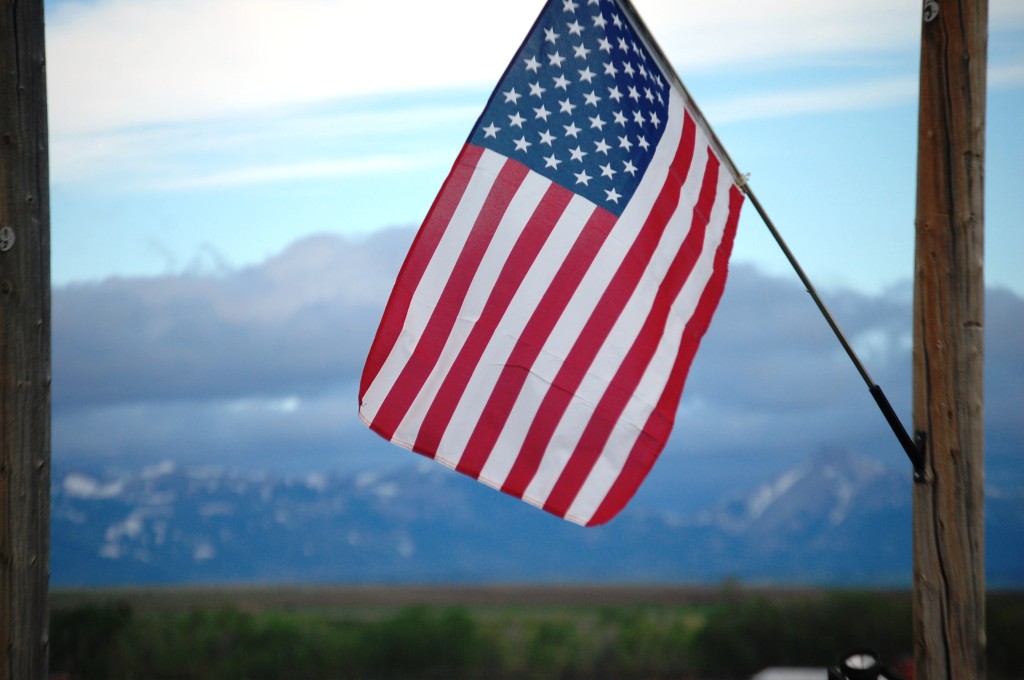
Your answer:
(912, 0), (987, 677)
(0, 0), (51, 678)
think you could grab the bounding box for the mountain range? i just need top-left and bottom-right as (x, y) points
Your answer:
(52, 448), (1023, 588)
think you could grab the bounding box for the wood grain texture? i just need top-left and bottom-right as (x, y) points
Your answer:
(0, 0), (51, 678)
(912, 0), (987, 677)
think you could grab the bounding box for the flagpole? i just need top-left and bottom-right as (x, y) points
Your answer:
(618, 0), (924, 477)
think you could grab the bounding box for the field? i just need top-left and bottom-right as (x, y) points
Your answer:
(50, 585), (1024, 679)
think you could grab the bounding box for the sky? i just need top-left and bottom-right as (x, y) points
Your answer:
(44, 0), (1024, 516)
(46, 0), (1024, 293)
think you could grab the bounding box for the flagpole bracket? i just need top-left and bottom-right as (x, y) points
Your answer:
(869, 384), (927, 482)
(912, 431), (928, 483)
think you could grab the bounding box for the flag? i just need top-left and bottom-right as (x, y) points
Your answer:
(359, 0), (744, 526)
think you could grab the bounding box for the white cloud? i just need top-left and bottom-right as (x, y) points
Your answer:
(47, 0), (539, 135)
(155, 154), (442, 190)
(707, 75), (918, 123)
(47, 0), (1022, 190)
(47, 0), (959, 136)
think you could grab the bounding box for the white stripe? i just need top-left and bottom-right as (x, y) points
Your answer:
(391, 169), (551, 446)
(520, 95), (709, 506)
(359, 149), (506, 428)
(476, 93), (691, 491)
(435, 195), (597, 468)
(566, 158), (737, 524)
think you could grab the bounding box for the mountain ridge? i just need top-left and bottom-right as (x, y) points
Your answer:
(52, 448), (1022, 588)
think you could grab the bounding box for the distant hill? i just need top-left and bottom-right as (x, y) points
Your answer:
(52, 449), (1023, 587)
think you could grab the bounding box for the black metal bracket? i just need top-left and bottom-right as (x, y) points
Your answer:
(869, 385), (927, 483)
(912, 431), (927, 483)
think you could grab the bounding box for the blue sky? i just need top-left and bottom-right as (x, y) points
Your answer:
(47, 0), (1024, 294)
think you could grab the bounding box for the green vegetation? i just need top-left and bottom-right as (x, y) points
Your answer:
(49, 587), (1024, 679)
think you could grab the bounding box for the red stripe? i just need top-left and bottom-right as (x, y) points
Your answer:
(368, 157), (531, 441)
(500, 113), (700, 500)
(455, 207), (617, 479)
(542, 153), (722, 519)
(587, 182), (744, 526)
(412, 181), (575, 456)
(360, 144), (486, 398)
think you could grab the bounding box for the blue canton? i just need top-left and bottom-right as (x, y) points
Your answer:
(469, 0), (669, 217)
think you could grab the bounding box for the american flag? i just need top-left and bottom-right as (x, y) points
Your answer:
(359, 0), (744, 526)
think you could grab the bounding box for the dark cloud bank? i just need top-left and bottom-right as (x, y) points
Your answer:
(53, 228), (1024, 503)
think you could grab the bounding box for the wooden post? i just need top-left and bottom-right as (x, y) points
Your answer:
(912, 0), (987, 677)
(0, 0), (52, 679)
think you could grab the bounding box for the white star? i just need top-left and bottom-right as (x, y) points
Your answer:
(617, 37), (629, 51)
(639, 64), (649, 80)
(529, 81), (547, 98)
(584, 90), (601, 106)
(573, 44), (591, 60)
(508, 112), (526, 128)
(578, 67), (596, 83)
(613, 110), (628, 126)
(567, 20), (584, 36)
(544, 153), (562, 169)
(563, 121), (582, 138)
(534, 105), (552, 121)
(548, 51), (566, 68)
(607, 86), (623, 103)
(503, 88), (521, 104)
(482, 123), (500, 138)
(553, 74), (571, 90)
(569, 145), (588, 162)
(539, 129), (556, 145)
(514, 136), (532, 152)
(592, 12), (607, 29)
(563, 0), (578, 11)
(617, 135), (632, 151)
(623, 159), (638, 175)
(524, 56), (542, 73)
(588, 114), (606, 131)
(624, 62), (636, 78)
(600, 162), (616, 179)
(559, 98), (577, 114)
(612, 12), (622, 28)
(603, 61), (618, 77)
(574, 169), (592, 185)
(645, 87), (655, 103)
(632, 110), (645, 125)
(594, 138), (611, 154)
(544, 27), (560, 44)
(649, 111), (661, 128)
(628, 85), (640, 101)
(604, 187), (622, 203)
(638, 135), (650, 151)
(597, 37), (613, 53)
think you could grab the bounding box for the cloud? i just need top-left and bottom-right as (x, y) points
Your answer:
(706, 76), (918, 124)
(50, 0), (997, 137)
(53, 229), (411, 408)
(52, 230), (1023, 476)
(47, 0), (1023, 195)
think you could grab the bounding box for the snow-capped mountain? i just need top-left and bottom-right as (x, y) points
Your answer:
(51, 449), (1023, 587)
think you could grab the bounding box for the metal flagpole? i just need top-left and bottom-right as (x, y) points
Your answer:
(618, 0), (925, 478)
